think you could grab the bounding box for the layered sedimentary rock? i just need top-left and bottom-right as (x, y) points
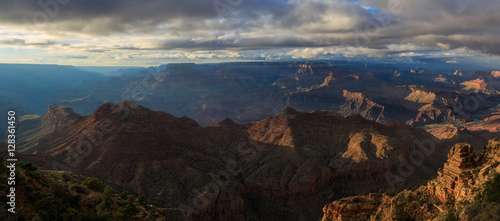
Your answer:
(15, 101), (447, 221)
(339, 90), (386, 122)
(53, 62), (500, 128)
(16, 104), (80, 153)
(321, 138), (500, 221)
(42, 103), (80, 126)
(434, 143), (477, 202)
(322, 194), (383, 221)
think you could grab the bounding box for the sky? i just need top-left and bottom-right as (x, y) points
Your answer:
(0, 0), (500, 68)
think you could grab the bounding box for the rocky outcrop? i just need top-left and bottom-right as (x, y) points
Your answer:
(15, 104), (80, 153)
(322, 194), (383, 221)
(491, 70), (500, 79)
(410, 67), (435, 75)
(321, 138), (500, 221)
(42, 104), (79, 127)
(433, 143), (477, 202)
(453, 70), (465, 77)
(339, 90), (386, 122)
(461, 78), (489, 92)
(407, 108), (469, 126)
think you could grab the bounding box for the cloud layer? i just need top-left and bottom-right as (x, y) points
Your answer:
(0, 0), (499, 66)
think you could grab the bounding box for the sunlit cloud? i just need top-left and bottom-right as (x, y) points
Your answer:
(0, 0), (498, 66)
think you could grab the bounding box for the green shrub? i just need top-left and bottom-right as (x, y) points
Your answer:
(393, 203), (413, 221)
(385, 189), (397, 197)
(406, 194), (413, 202)
(121, 190), (130, 200)
(34, 196), (67, 220)
(61, 208), (81, 221)
(61, 172), (80, 183)
(116, 200), (138, 221)
(136, 195), (145, 206)
(444, 195), (455, 208)
(71, 184), (90, 195)
(471, 203), (500, 220)
(492, 161), (500, 168)
(460, 199), (470, 206)
(83, 177), (104, 192)
(19, 162), (38, 171)
(48, 172), (60, 180)
(96, 186), (116, 220)
(484, 173), (500, 203)
(50, 182), (81, 208)
(444, 208), (458, 221)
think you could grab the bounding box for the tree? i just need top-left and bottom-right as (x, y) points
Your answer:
(83, 177), (104, 192)
(485, 174), (500, 203)
(61, 172), (75, 183)
(19, 162), (38, 171)
(121, 190), (130, 200)
(444, 208), (459, 221)
(136, 195), (145, 206)
(393, 203), (413, 221)
(62, 208), (81, 221)
(34, 196), (67, 220)
(116, 201), (138, 221)
(96, 186), (116, 219)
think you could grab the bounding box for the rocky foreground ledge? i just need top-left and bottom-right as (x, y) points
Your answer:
(322, 139), (500, 220)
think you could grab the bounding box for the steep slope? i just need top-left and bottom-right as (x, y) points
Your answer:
(339, 90), (386, 122)
(16, 104), (80, 153)
(0, 159), (163, 221)
(460, 70), (500, 93)
(425, 124), (486, 150)
(321, 139), (500, 221)
(15, 101), (451, 221)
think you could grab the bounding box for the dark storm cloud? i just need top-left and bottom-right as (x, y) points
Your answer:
(0, 38), (55, 46)
(1, 0), (500, 57)
(157, 36), (331, 50)
(0, 0), (221, 35)
(358, 0), (500, 55)
(0, 0), (369, 34)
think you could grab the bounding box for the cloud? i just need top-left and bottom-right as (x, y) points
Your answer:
(0, 38), (55, 46)
(357, 0), (500, 55)
(62, 55), (88, 59)
(0, 0), (500, 65)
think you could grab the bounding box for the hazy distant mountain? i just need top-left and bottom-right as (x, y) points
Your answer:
(74, 66), (146, 76)
(0, 63), (105, 113)
(52, 62), (500, 127)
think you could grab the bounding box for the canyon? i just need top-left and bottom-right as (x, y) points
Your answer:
(11, 101), (453, 220)
(3, 62), (500, 220)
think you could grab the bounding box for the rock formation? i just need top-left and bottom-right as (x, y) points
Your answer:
(52, 62), (500, 128)
(433, 143), (477, 202)
(16, 104), (80, 153)
(321, 138), (500, 221)
(13, 101), (448, 221)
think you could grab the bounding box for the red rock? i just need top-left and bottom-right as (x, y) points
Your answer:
(16, 101), (447, 220)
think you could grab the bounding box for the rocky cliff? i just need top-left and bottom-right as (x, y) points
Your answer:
(15, 104), (80, 153)
(321, 139), (500, 220)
